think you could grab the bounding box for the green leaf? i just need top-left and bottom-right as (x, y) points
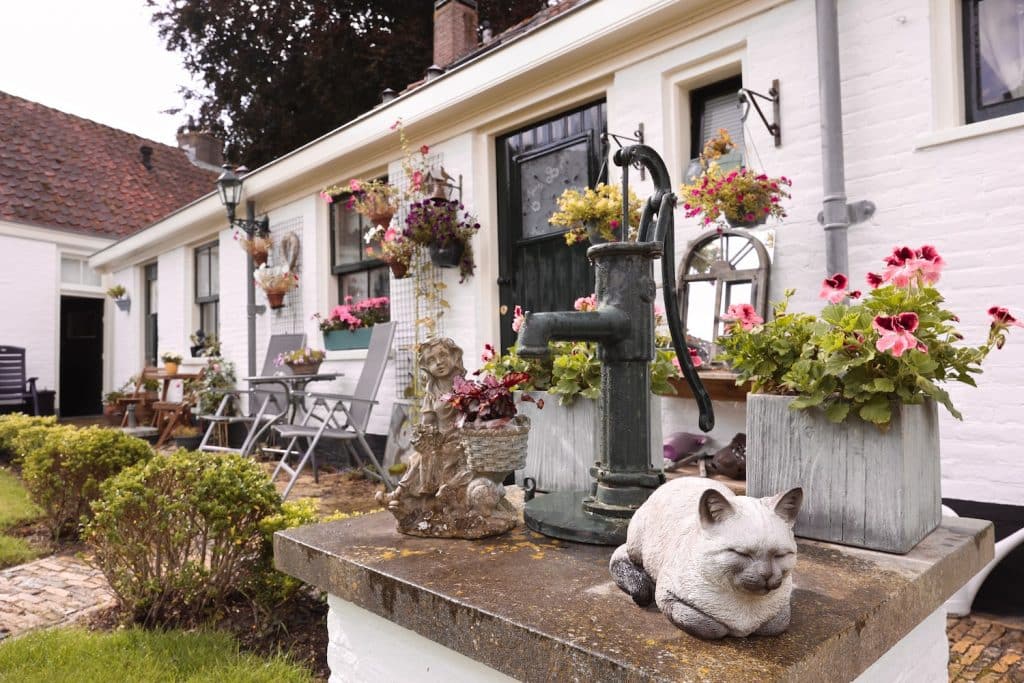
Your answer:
(824, 401), (850, 423)
(858, 397), (892, 425)
(790, 393), (824, 409)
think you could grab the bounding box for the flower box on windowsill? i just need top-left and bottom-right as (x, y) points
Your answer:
(323, 328), (372, 351)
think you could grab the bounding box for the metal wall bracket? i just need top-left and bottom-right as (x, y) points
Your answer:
(816, 200), (877, 226)
(738, 79), (781, 147)
(601, 123), (645, 180)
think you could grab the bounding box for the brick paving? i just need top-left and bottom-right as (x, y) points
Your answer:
(949, 615), (1024, 681)
(0, 553), (114, 641)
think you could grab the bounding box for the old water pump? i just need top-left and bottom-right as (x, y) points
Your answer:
(517, 144), (714, 545)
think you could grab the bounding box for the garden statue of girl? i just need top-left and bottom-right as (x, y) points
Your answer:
(378, 337), (517, 538)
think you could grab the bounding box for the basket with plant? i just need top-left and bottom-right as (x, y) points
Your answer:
(403, 198), (479, 282)
(275, 347), (327, 376)
(253, 264), (298, 309)
(364, 224), (416, 279)
(549, 182), (643, 245)
(679, 129), (791, 228)
(234, 230), (273, 266)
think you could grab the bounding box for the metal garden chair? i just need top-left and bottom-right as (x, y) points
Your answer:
(197, 333), (305, 456)
(270, 322), (396, 500)
(0, 346), (39, 415)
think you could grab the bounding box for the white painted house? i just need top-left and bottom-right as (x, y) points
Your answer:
(90, 0), (1024, 553)
(0, 91), (218, 416)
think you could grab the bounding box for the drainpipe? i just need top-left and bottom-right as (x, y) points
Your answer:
(816, 0), (849, 277)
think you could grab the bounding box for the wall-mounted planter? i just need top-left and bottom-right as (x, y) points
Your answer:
(323, 327), (372, 351)
(114, 295), (130, 312)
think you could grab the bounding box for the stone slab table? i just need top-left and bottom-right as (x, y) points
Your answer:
(275, 512), (992, 682)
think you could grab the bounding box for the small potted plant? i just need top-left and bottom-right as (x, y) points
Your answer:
(321, 178), (400, 227)
(234, 230), (272, 266)
(717, 245), (1020, 552)
(106, 284), (130, 311)
(442, 371), (536, 477)
(549, 183), (642, 245)
(160, 351), (183, 375)
(253, 264), (298, 309)
(679, 129), (791, 229)
(314, 296), (390, 351)
(275, 347), (326, 375)
(403, 198), (479, 281)
(102, 389), (126, 426)
(171, 424), (203, 450)
(365, 224), (416, 279)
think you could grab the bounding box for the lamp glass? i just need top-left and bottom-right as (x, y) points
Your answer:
(216, 166), (243, 212)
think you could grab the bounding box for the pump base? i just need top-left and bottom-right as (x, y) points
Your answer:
(523, 490), (638, 545)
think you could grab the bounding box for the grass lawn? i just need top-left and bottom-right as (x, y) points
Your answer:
(0, 467), (42, 568)
(0, 627), (313, 682)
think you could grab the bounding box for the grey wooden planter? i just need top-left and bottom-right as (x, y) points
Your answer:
(515, 392), (662, 492)
(746, 394), (941, 554)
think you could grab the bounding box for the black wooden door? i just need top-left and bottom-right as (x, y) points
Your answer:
(496, 100), (607, 351)
(60, 296), (104, 416)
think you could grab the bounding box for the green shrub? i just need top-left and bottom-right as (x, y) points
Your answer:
(11, 424), (73, 468)
(85, 450), (281, 625)
(254, 498), (320, 604)
(0, 413), (57, 463)
(22, 426), (152, 539)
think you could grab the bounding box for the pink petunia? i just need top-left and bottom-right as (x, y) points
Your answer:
(411, 170), (423, 191)
(348, 178), (362, 193)
(512, 305), (526, 333)
(574, 294), (598, 312)
(873, 312), (924, 357)
(721, 303), (764, 331)
(819, 273), (849, 304)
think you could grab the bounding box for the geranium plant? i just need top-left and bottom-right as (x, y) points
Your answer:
(478, 295), (683, 404)
(404, 198), (479, 281)
(441, 371), (539, 428)
(549, 183), (642, 245)
(364, 224), (416, 276)
(679, 129), (791, 228)
(717, 245), (1019, 428)
(314, 296), (390, 332)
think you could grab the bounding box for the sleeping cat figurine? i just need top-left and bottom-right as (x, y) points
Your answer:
(610, 477), (803, 639)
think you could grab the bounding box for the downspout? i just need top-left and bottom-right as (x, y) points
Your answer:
(816, 0), (849, 277)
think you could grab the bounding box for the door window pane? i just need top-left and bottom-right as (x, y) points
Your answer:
(519, 139), (589, 239)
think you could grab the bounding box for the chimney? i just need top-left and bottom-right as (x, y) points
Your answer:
(176, 130), (224, 171)
(433, 0), (479, 69)
(139, 145), (154, 171)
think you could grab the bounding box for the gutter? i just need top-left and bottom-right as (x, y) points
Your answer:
(815, 0), (874, 277)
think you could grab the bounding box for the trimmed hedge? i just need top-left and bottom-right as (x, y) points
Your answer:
(86, 450), (281, 624)
(22, 426), (152, 539)
(0, 413), (57, 464)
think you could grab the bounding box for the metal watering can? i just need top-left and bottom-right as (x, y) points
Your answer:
(517, 144), (714, 545)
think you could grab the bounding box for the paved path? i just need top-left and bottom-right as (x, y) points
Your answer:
(949, 615), (1024, 681)
(0, 553), (114, 640)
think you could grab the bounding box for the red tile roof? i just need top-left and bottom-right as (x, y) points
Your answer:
(0, 90), (218, 239)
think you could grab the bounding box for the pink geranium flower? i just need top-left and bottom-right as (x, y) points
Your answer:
(721, 303), (764, 331)
(512, 305), (525, 333)
(671, 347), (703, 373)
(882, 246), (918, 287)
(866, 272), (884, 289)
(873, 312), (926, 357)
(819, 273), (848, 304)
(481, 343), (496, 362)
(988, 307), (1024, 329)
(420, 144), (430, 156)
(915, 245), (945, 284)
(574, 294), (598, 312)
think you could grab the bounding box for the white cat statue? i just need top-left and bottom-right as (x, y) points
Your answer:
(610, 477), (803, 639)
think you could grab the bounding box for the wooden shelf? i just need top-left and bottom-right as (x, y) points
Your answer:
(663, 369), (750, 402)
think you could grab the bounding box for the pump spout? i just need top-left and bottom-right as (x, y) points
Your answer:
(517, 309), (630, 358)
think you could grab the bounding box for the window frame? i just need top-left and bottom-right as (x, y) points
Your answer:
(143, 262), (158, 366)
(962, 0), (1024, 124)
(328, 192), (390, 303)
(194, 241), (219, 338)
(688, 76), (745, 159)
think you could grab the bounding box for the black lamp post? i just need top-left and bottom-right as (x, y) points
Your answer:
(216, 164), (269, 380)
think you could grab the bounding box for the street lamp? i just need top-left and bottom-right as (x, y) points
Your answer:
(216, 164), (269, 380)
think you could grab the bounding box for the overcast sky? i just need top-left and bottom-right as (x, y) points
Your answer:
(0, 0), (199, 146)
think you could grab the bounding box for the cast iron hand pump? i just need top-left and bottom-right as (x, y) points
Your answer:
(517, 144), (714, 544)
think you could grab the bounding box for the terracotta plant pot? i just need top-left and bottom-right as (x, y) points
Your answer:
(266, 291), (286, 309)
(368, 208), (396, 227)
(389, 261), (409, 279)
(252, 250), (269, 267)
(103, 404), (124, 426)
(163, 361), (179, 375)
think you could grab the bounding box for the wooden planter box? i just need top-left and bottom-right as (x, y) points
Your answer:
(514, 392), (661, 492)
(746, 394), (941, 554)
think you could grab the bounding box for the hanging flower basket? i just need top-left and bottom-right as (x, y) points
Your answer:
(252, 250), (268, 267)
(429, 241), (465, 269)
(725, 213), (769, 230)
(389, 261), (409, 280)
(368, 208), (396, 227)
(266, 291), (286, 309)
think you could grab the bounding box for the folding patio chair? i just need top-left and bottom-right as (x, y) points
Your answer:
(0, 346), (39, 415)
(270, 322), (396, 500)
(197, 333), (305, 456)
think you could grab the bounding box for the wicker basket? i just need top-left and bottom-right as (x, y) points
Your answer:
(286, 360), (322, 376)
(460, 415), (531, 473)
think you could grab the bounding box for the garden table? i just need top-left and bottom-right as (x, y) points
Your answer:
(243, 372), (340, 425)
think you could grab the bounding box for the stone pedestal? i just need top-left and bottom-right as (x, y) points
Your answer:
(275, 511), (992, 682)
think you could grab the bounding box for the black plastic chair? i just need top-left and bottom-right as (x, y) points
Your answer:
(0, 346), (39, 415)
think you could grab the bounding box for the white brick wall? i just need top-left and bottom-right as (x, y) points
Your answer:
(109, 264), (141, 389)
(0, 235), (58, 390)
